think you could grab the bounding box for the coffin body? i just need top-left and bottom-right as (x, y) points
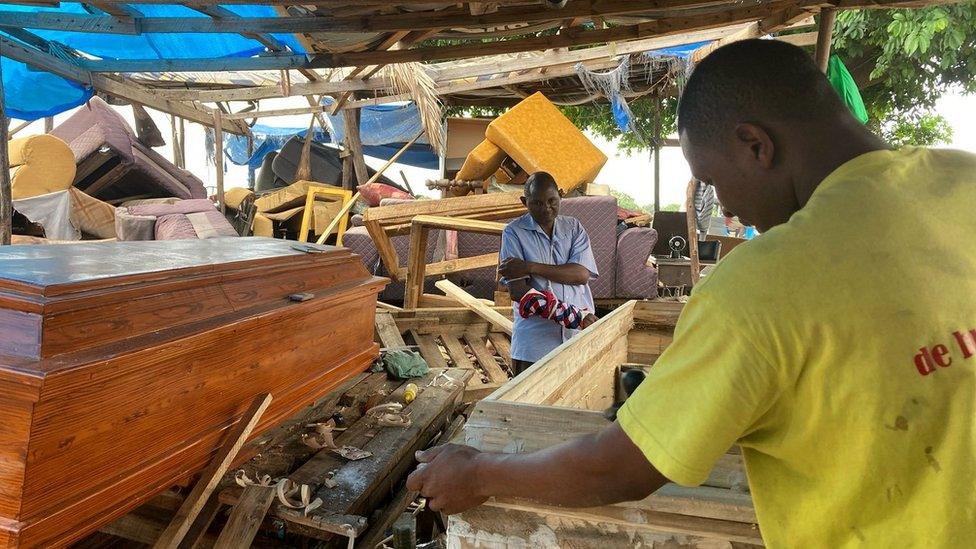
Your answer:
(0, 238), (386, 548)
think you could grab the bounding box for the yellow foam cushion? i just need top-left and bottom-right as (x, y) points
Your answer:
(9, 135), (76, 200)
(486, 92), (607, 192)
(224, 187), (254, 211)
(457, 139), (507, 181)
(252, 213), (274, 237)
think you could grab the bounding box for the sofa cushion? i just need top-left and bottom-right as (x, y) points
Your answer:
(9, 135), (76, 200)
(558, 196), (617, 299)
(457, 139), (507, 181)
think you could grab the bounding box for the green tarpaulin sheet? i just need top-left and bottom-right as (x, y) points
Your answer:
(827, 55), (869, 124)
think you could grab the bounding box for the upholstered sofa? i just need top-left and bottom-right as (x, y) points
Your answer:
(50, 96), (207, 202)
(343, 194), (658, 302)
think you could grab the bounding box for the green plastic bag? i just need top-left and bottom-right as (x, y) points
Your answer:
(827, 55), (869, 124)
(383, 350), (430, 380)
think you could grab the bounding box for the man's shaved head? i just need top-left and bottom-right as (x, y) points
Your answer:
(677, 39), (850, 147)
(675, 39), (884, 233)
(522, 172), (561, 231)
(525, 171), (559, 197)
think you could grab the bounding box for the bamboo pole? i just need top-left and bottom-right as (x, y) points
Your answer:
(213, 109), (226, 213)
(315, 131), (423, 245)
(814, 8), (836, 73)
(0, 61), (10, 246)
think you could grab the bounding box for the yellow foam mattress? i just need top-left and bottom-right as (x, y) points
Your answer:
(486, 92), (607, 192)
(9, 135), (76, 200)
(457, 139), (507, 181)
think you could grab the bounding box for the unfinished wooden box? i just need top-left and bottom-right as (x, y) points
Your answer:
(0, 237), (386, 548)
(449, 300), (762, 548)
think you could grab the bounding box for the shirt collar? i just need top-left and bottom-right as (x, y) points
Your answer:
(517, 213), (562, 239)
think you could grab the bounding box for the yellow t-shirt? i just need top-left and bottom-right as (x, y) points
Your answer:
(619, 147), (976, 547)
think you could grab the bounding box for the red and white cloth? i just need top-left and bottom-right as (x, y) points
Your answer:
(517, 288), (590, 329)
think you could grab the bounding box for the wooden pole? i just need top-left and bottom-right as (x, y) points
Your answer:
(177, 117), (186, 169)
(44, 117), (53, 133)
(315, 131), (423, 246)
(342, 108), (369, 185)
(246, 133), (255, 189)
(212, 109), (226, 213)
(685, 179), (700, 285)
(814, 8), (836, 73)
(0, 61), (11, 246)
(653, 98), (662, 213)
(169, 115), (182, 167)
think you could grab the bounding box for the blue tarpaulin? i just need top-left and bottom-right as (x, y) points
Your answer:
(224, 125), (330, 169)
(1, 2), (306, 120)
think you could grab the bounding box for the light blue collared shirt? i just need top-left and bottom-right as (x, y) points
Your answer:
(501, 213), (598, 362)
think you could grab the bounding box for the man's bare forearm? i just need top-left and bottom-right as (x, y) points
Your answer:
(471, 423), (666, 507)
(527, 262), (591, 285)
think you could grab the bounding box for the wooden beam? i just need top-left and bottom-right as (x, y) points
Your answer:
(78, 53), (312, 73)
(815, 8), (837, 72)
(342, 109), (368, 185)
(0, 2), (714, 35)
(152, 393), (273, 549)
(435, 280), (513, 336)
(0, 36), (245, 134)
(213, 109), (226, 214)
(0, 61), (10, 246)
(152, 24), (747, 103)
(309, 2), (817, 68)
(213, 485), (275, 549)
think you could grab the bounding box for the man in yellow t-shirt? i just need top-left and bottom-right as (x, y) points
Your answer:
(406, 39), (976, 546)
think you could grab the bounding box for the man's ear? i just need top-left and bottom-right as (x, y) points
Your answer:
(733, 123), (775, 169)
(520, 195), (528, 206)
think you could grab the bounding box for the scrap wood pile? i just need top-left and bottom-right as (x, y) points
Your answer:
(86, 367), (470, 549)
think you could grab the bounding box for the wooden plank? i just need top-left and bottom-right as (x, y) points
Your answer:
(403, 224), (430, 310)
(463, 381), (507, 403)
(411, 215), (507, 234)
(213, 485), (275, 549)
(375, 311), (407, 348)
(151, 393), (273, 549)
(411, 331), (448, 370)
(440, 333), (475, 369)
(487, 332), (512, 367)
(435, 280), (513, 336)
(426, 253), (499, 277)
(464, 331), (510, 384)
(213, 109), (226, 214)
(815, 8), (837, 72)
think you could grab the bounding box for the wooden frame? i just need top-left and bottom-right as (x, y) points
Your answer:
(403, 215), (506, 309)
(449, 300), (762, 547)
(361, 191), (524, 282)
(297, 184), (354, 245)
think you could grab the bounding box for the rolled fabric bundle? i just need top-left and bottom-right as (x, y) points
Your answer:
(517, 287), (590, 329)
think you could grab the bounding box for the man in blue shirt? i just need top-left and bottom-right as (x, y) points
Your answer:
(499, 172), (599, 374)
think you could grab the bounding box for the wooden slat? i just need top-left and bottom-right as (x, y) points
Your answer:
(375, 311), (407, 348)
(435, 280), (513, 336)
(403, 223), (430, 310)
(213, 485), (275, 549)
(426, 253), (499, 277)
(411, 331), (448, 369)
(411, 215), (507, 234)
(151, 393), (273, 549)
(487, 332), (512, 367)
(464, 332), (510, 383)
(440, 333), (475, 369)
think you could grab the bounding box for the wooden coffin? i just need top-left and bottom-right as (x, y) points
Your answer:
(0, 237), (386, 548)
(448, 300), (763, 548)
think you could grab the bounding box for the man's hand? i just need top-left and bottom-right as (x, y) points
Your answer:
(406, 444), (489, 514)
(499, 257), (531, 280)
(580, 313), (599, 329)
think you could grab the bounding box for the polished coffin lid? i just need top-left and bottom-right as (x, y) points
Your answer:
(0, 237), (384, 364)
